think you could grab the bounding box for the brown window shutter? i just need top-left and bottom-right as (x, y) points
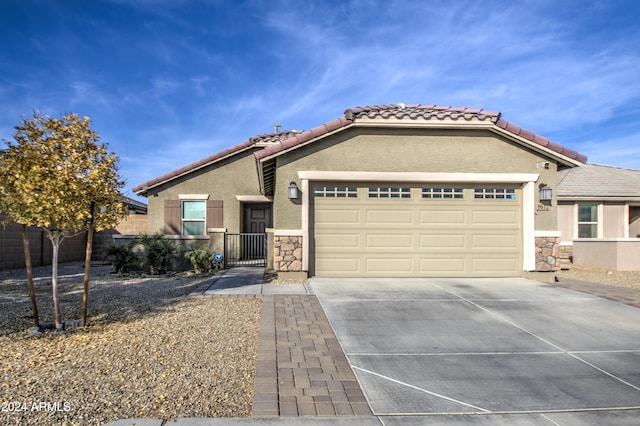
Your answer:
(206, 200), (223, 229)
(164, 200), (181, 235)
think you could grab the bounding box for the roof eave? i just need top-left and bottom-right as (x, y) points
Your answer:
(558, 196), (640, 202)
(489, 126), (584, 167)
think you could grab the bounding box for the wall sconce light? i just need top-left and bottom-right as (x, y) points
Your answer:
(539, 184), (552, 205)
(288, 181), (299, 200)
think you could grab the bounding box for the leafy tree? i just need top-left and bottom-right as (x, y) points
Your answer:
(0, 112), (127, 330)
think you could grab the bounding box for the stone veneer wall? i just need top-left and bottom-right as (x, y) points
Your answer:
(535, 236), (561, 271)
(558, 244), (573, 269)
(274, 236), (303, 272)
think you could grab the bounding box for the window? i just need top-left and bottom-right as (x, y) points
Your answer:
(422, 187), (463, 199)
(314, 186), (357, 198)
(182, 200), (206, 235)
(578, 204), (598, 238)
(474, 188), (516, 200)
(369, 187), (411, 199)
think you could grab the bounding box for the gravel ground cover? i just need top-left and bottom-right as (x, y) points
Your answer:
(0, 263), (261, 426)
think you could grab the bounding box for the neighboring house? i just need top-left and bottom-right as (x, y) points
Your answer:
(557, 164), (640, 271)
(133, 103), (603, 278)
(92, 195), (148, 261)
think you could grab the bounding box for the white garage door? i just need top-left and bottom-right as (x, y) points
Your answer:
(313, 184), (522, 277)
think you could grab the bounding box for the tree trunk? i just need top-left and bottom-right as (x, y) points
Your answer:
(21, 224), (39, 327)
(50, 233), (62, 331)
(81, 205), (95, 328)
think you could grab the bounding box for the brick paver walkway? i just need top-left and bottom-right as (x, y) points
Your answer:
(252, 294), (373, 418)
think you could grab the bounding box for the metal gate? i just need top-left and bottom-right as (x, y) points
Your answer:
(224, 233), (267, 267)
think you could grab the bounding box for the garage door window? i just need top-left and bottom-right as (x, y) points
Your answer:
(474, 188), (516, 200)
(369, 187), (411, 199)
(422, 187), (463, 199)
(314, 186), (357, 198)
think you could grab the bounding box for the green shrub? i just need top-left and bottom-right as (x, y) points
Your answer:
(184, 245), (214, 274)
(104, 244), (138, 275)
(133, 233), (178, 275)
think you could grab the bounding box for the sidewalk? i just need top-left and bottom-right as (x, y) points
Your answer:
(188, 267), (310, 297)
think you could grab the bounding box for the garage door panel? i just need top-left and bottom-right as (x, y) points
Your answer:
(420, 234), (466, 249)
(315, 209), (359, 225)
(472, 210), (518, 226)
(472, 234), (518, 249)
(420, 258), (466, 273)
(472, 258), (519, 273)
(316, 257), (360, 273)
(367, 234), (413, 248)
(420, 210), (465, 225)
(367, 210), (413, 224)
(366, 257), (413, 273)
(315, 233), (360, 249)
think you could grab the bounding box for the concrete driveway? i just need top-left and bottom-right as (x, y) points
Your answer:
(311, 277), (640, 425)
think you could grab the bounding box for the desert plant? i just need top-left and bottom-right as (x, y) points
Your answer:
(104, 244), (138, 275)
(184, 245), (215, 273)
(134, 233), (178, 275)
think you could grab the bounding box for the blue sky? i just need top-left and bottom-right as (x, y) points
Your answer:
(1, 0), (639, 201)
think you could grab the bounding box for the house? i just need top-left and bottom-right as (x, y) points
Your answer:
(557, 164), (640, 271)
(133, 103), (594, 278)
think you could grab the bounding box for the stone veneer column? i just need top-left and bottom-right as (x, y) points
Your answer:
(274, 236), (303, 272)
(535, 236), (561, 271)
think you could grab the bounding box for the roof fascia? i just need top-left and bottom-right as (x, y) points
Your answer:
(558, 196), (640, 202)
(488, 126), (582, 167)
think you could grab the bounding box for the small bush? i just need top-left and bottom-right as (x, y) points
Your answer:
(184, 245), (215, 274)
(133, 233), (178, 275)
(104, 244), (138, 275)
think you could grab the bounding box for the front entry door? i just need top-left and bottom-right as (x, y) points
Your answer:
(244, 203), (272, 233)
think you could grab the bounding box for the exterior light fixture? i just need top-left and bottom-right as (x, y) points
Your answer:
(288, 181), (299, 200)
(539, 184), (552, 205)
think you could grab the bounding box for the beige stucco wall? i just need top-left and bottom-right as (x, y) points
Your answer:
(573, 240), (640, 271)
(273, 127), (559, 230)
(557, 203), (574, 242)
(603, 204), (626, 238)
(144, 151), (263, 235)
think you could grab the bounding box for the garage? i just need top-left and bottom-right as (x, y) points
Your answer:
(312, 183), (522, 277)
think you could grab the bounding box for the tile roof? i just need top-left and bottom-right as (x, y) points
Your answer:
(558, 163), (640, 198)
(132, 130), (301, 193)
(134, 103), (589, 195)
(254, 104), (588, 163)
(344, 103), (500, 122)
